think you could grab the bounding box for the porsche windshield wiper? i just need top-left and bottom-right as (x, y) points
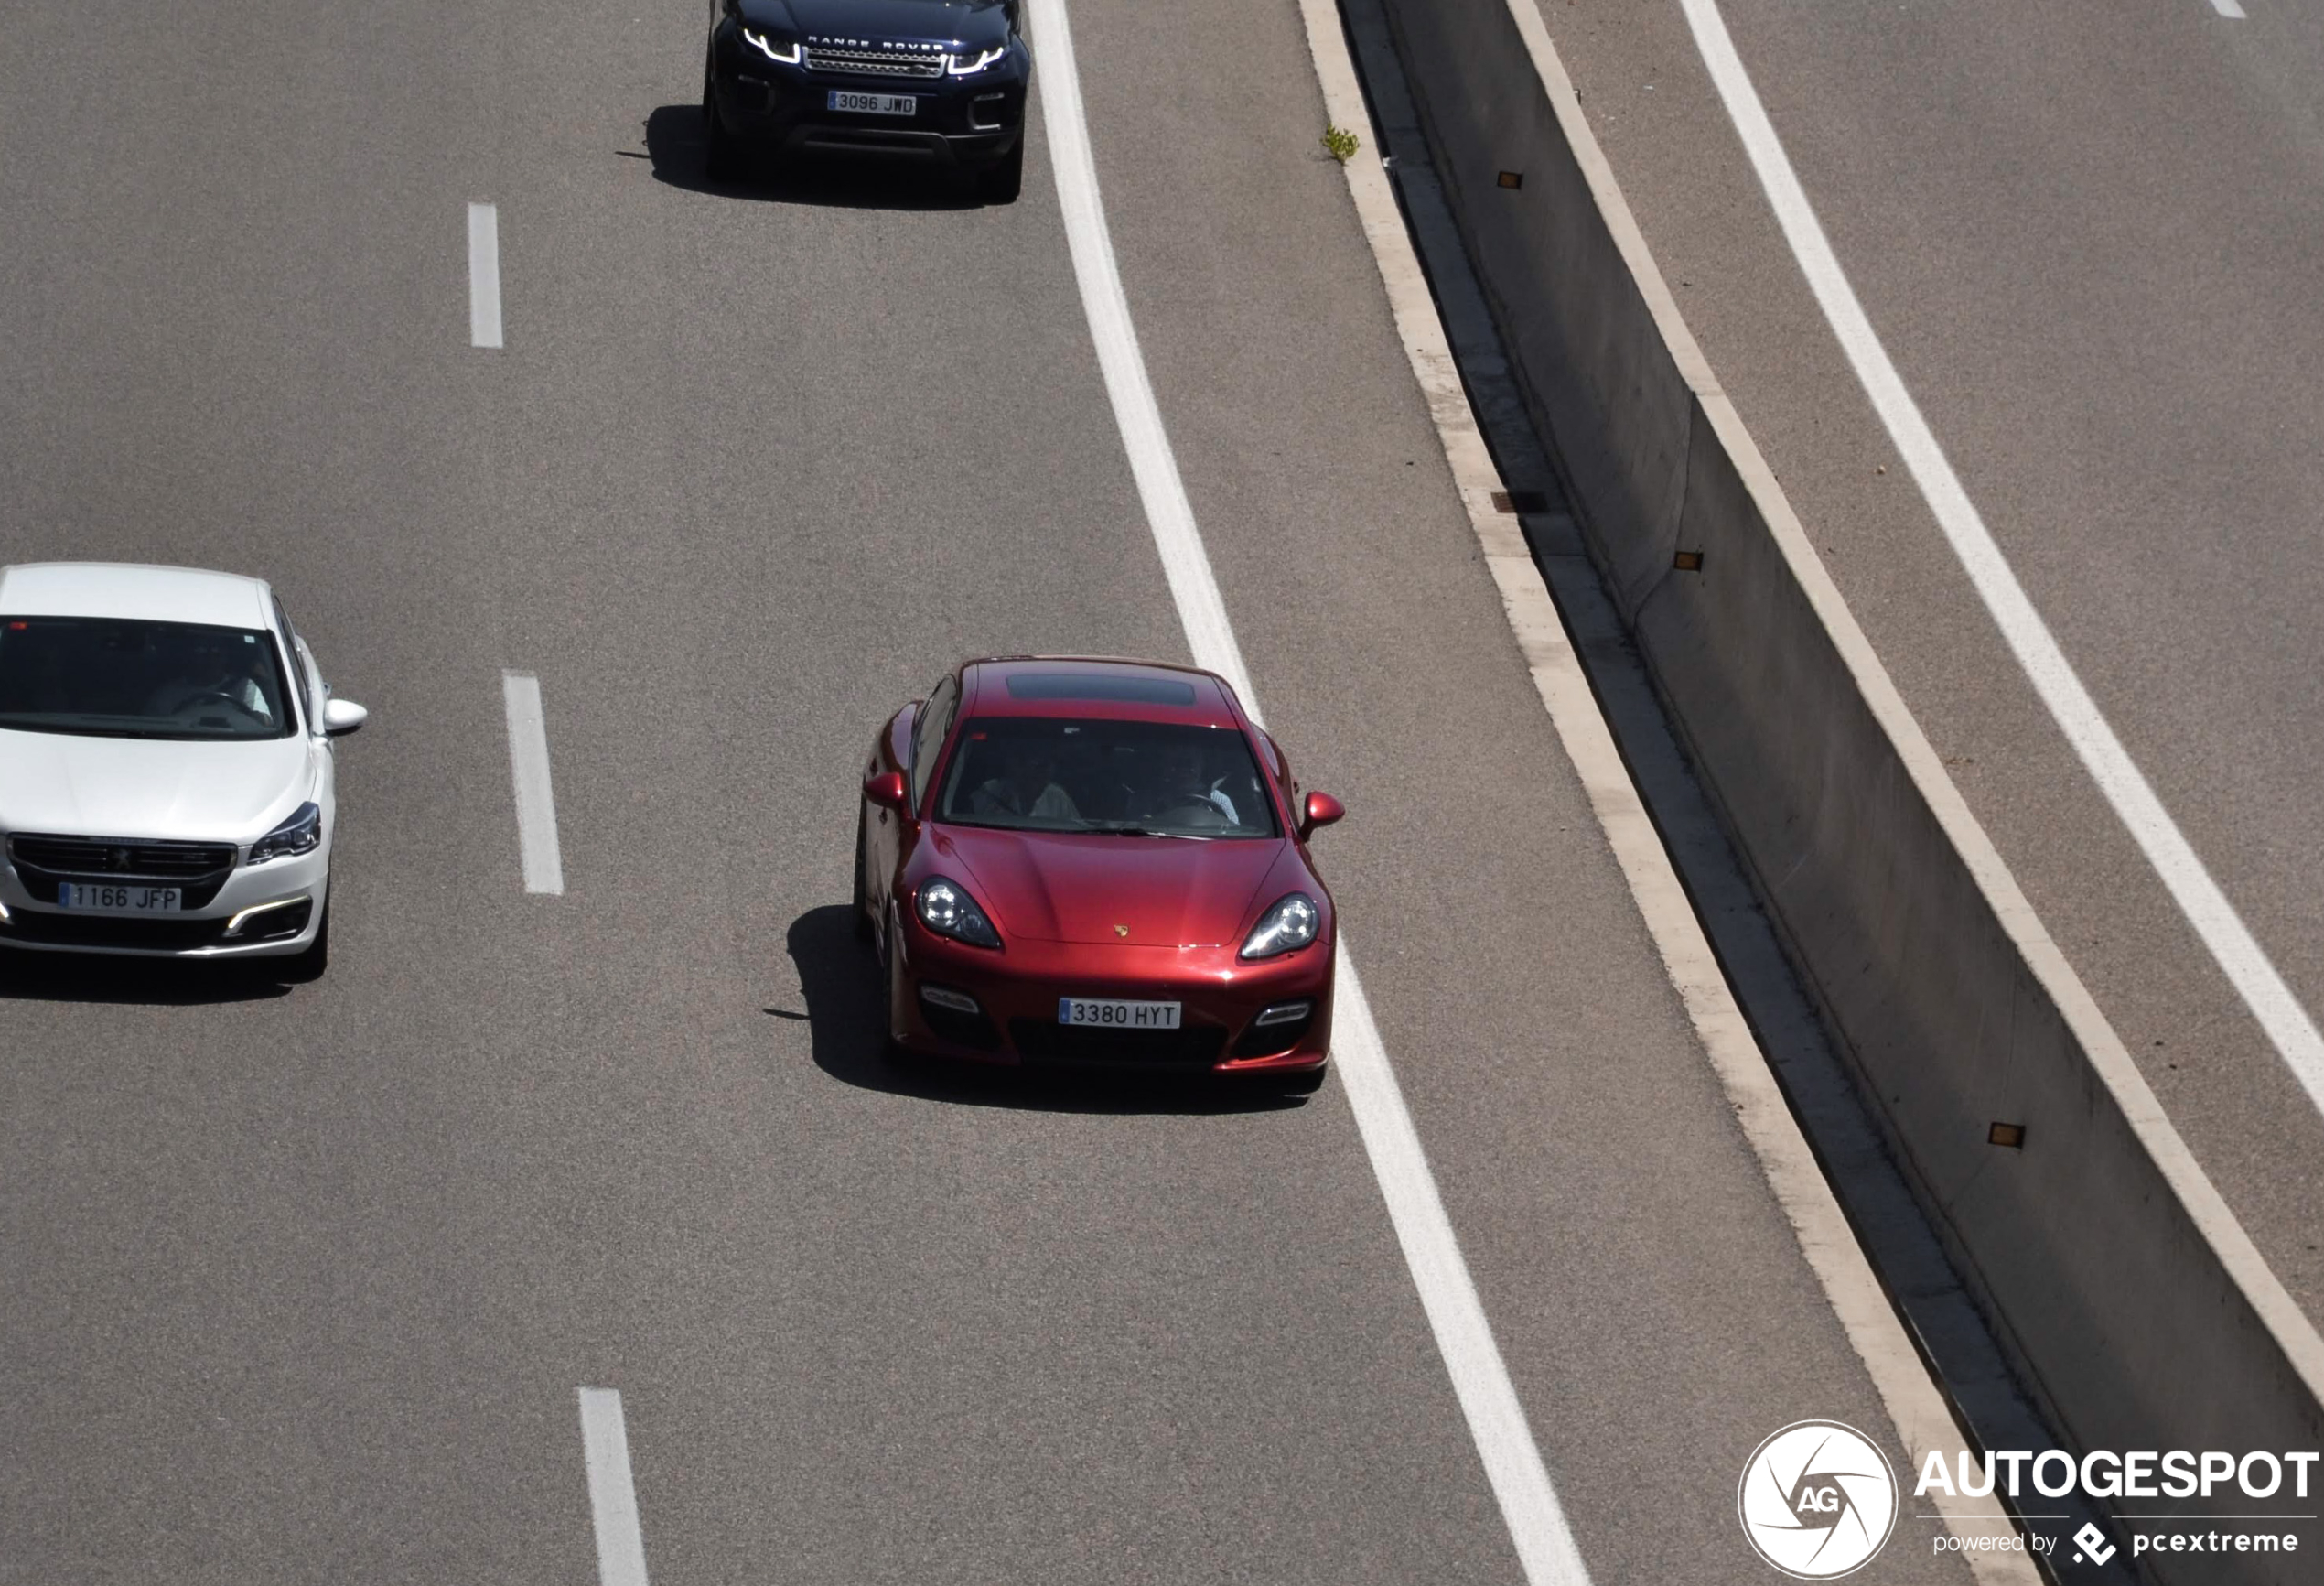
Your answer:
(1087, 824), (1207, 839)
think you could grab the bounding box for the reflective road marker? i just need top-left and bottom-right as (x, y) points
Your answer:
(577, 1388), (651, 1586)
(501, 671), (565, 894)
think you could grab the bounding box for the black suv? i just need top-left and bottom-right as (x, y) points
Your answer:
(703, 0), (1032, 201)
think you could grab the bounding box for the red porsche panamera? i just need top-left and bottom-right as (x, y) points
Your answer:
(855, 657), (1343, 1088)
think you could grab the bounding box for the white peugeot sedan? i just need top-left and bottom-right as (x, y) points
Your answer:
(0, 563), (365, 974)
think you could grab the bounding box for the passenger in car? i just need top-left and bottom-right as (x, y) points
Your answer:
(970, 743), (1081, 823)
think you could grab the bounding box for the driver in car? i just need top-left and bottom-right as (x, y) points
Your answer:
(971, 742), (1081, 823)
(1147, 740), (1239, 825)
(147, 639), (274, 725)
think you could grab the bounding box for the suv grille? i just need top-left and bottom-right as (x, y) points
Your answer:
(804, 46), (945, 79)
(7, 834), (239, 908)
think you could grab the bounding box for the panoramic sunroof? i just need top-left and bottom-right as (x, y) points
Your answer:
(1003, 673), (1199, 705)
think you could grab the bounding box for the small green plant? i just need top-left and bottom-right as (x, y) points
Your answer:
(1321, 123), (1361, 164)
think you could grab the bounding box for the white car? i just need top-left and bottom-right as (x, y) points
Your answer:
(0, 563), (365, 974)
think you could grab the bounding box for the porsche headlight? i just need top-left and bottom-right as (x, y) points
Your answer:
(918, 877), (1001, 948)
(947, 44), (1006, 75)
(743, 27), (802, 64)
(1240, 893), (1319, 960)
(251, 802), (322, 864)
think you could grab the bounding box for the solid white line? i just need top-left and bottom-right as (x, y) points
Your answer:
(1677, 0), (2324, 1122)
(468, 201), (504, 349)
(501, 671), (565, 894)
(1028, 3), (1591, 1581)
(2211, 0), (2248, 18)
(577, 1387), (651, 1586)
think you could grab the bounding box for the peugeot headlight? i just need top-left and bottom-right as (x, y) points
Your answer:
(947, 44), (1006, 75)
(918, 877), (1001, 948)
(251, 802), (322, 864)
(743, 27), (802, 64)
(1240, 893), (1319, 960)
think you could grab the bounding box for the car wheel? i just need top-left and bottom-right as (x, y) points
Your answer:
(702, 59), (743, 183)
(281, 901), (329, 983)
(853, 805), (874, 942)
(975, 138), (1024, 205)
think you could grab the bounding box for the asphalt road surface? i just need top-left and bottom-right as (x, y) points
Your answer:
(1533, 0), (2324, 1326)
(0, 2), (1980, 1581)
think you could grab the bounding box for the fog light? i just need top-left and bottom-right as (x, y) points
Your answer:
(225, 896), (310, 938)
(1253, 1000), (1312, 1029)
(920, 984), (981, 1015)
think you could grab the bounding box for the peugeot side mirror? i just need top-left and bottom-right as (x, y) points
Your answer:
(864, 771), (909, 814)
(1299, 791), (1344, 841)
(322, 698), (368, 737)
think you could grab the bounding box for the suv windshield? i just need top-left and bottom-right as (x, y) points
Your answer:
(0, 616), (296, 740)
(939, 717), (1279, 838)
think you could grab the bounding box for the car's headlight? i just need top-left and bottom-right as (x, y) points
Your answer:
(743, 27), (802, 64)
(918, 877), (1001, 948)
(947, 44), (1006, 75)
(251, 802), (322, 864)
(1240, 893), (1319, 960)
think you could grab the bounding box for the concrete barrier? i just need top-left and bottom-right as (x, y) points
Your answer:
(1373, 1), (2324, 1579)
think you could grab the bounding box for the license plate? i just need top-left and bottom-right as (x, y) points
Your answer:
(57, 881), (182, 913)
(1058, 998), (1181, 1030)
(828, 90), (917, 116)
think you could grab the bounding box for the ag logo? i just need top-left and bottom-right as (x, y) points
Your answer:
(1738, 1420), (1899, 1579)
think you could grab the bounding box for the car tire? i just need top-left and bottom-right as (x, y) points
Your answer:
(281, 901), (329, 983)
(975, 138), (1024, 205)
(853, 805), (874, 942)
(702, 60), (743, 184)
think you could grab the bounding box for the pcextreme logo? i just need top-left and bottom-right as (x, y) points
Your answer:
(1738, 1420), (1900, 1579)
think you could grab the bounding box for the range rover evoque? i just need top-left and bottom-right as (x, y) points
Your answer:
(703, 0), (1032, 201)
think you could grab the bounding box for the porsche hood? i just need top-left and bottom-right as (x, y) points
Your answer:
(931, 826), (1308, 948)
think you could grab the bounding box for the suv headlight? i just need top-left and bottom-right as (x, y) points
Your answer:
(918, 877), (1001, 948)
(947, 44), (1006, 75)
(1240, 893), (1319, 960)
(251, 802), (322, 864)
(743, 27), (802, 64)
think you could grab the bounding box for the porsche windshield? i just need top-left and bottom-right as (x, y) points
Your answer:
(939, 717), (1279, 838)
(0, 616), (296, 740)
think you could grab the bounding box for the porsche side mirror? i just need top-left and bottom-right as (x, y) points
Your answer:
(864, 771), (909, 814)
(322, 698), (368, 737)
(1299, 790), (1344, 840)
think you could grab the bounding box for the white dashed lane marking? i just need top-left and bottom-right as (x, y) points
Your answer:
(577, 1388), (651, 1586)
(501, 670), (565, 895)
(468, 201), (504, 349)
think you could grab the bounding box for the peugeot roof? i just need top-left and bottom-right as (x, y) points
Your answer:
(0, 563), (275, 630)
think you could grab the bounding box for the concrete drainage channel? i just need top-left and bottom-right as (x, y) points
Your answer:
(1331, 0), (2324, 1582)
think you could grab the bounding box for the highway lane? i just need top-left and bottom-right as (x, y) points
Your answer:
(1, 0), (1979, 1581)
(1527, 0), (2324, 1322)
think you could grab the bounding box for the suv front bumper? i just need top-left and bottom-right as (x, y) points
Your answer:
(709, 33), (1028, 167)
